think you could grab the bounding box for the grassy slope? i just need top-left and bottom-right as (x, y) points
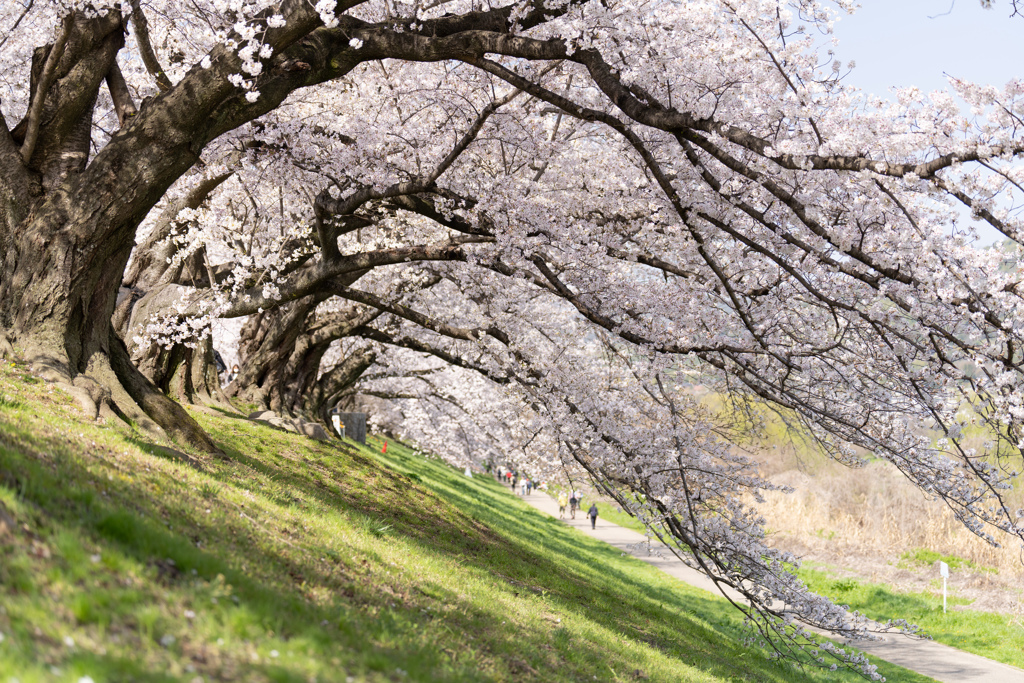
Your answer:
(0, 361), (934, 683)
(799, 566), (1024, 669)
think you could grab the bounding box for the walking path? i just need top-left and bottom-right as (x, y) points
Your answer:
(521, 491), (1024, 683)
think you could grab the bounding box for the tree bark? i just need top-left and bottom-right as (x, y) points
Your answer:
(228, 295), (377, 420)
(227, 296), (327, 410)
(306, 345), (377, 425)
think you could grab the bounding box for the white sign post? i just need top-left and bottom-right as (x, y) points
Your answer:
(939, 561), (949, 613)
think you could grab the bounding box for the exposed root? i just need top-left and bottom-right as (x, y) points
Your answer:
(0, 327), (14, 360)
(70, 374), (112, 421)
(9, 330), (223, 457)
(109, 329), (224, 457)
(16, 342), (108, 420)
(85, 347), (171, 443)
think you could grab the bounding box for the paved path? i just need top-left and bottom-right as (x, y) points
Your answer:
(520, 491), (1024, 683)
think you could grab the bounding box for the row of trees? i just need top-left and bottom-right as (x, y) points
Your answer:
(3, 0), (1024, 675)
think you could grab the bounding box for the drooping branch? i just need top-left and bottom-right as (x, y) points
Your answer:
(329, 283), (509, 345)
(352, 325), (511, 385)
(211, 237), (486, 318)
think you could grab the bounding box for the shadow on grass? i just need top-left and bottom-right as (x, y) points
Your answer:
(0, 411), (928, 683)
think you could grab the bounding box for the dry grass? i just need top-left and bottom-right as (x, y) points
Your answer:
(756, 451), (1024, 611)
(766, 459), (1022, 574)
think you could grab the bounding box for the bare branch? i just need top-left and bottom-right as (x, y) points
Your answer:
(105, 59), (138, 126)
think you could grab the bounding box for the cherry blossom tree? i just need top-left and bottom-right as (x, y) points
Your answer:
(5, 0), (1024, 675)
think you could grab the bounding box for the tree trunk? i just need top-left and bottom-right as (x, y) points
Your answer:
(305, 345), (377, 425)
(228, 296), (378, 421)
(0, 10), (228, 453)
(227, 296), (327, 410)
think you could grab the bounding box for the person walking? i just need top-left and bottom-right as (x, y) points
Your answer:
(526, 479), (533, 496)
(588, 503), (599, 530)
(557, 492), (568, 519)
(569, 492), (578, 519)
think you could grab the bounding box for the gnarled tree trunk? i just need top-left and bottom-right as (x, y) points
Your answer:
(228, 295), (378, 420)
(228, 295), (327, 411)
(0, 11), (219, 452)
(305, 344), (377, 426)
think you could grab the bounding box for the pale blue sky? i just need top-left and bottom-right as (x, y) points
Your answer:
(828, 2), (1021, 245)
(832, 0), (1021, 97)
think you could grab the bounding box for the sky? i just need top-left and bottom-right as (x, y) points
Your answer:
(829, 1), (1023, 246)
(831, 0), (1022, 97)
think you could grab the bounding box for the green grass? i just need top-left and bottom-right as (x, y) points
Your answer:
(0, 359), (937, 682)
(896, 548), (996, 574)
(799, 566), (1024, 668)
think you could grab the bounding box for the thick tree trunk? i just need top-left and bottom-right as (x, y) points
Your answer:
(228, 296), (378, 421)
(228, 297), (327, 410)
(129, 330), (235, 411)
(164, 336), (233, 408)
(0, 10), (231, 453)
(305, 345), (377, 425)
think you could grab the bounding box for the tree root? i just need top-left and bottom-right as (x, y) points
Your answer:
(11, 330), (224, 457)
(108, 330), (224, 456)
(70, 374), (113, 421)
(0, 327), (14, 360)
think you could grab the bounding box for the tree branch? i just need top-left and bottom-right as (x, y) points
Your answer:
(330, 283), (509, 345)
(129, 0), (172, 91)
(352, 325), (511, 384)
(105, 58), (138, 126)
(20, 13), (74, 163)
(313, 87), (521, 256)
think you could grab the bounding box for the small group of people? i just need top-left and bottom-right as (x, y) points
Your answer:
(213, 349), (239, 387)
(556, 488), (598, 527)
(496, 465), (542, 496)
